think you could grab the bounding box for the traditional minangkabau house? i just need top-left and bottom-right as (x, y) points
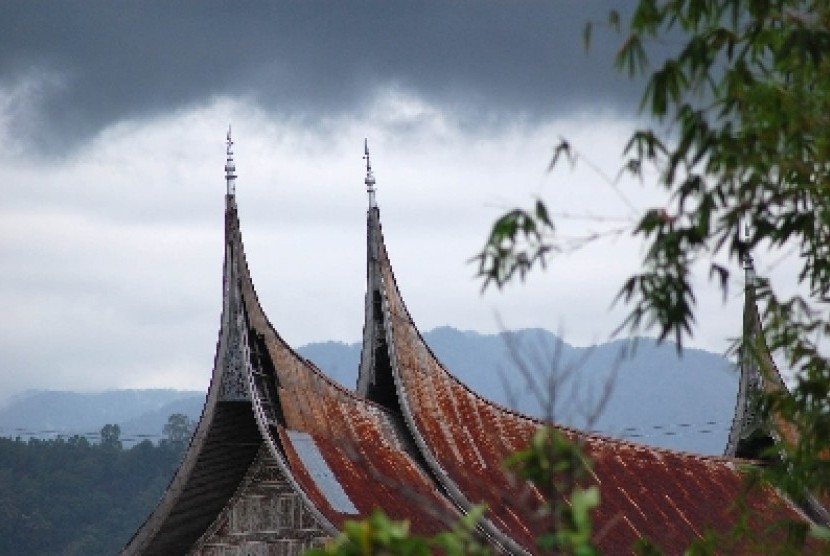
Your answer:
(122, 132), (459, 556)
(124, 132), (819, 555)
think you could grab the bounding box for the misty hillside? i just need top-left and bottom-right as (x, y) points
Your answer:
(0, 389), (202, 444)
(0, 327), (738, 455)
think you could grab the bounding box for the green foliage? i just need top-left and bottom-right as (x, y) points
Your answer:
(478, 0), (830, 349)
(307, 506), (491, 556)
(611, 7), (830, 549)
(607, 0), (830, 353)
(100, 423), (122, 450)
(474, 1), (830, 553)
(0, 417), (187, 555)
(506, 427), (599, 555)
(161, 412), (195, 450)
(473, 199), (555, 290)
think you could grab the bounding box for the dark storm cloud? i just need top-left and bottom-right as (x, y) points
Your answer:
(3, 1), (639, 153)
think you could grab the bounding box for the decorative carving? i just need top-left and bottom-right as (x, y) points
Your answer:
(192, 451), (330, 555)
(220, 267), (251, 402)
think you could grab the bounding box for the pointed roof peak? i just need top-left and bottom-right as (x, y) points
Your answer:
(363, 138), (377, 208)
(225, 125), (237, 196)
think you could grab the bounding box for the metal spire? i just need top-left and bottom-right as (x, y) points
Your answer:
(225, 125), (237, 196)
(364, 138), (377, 208)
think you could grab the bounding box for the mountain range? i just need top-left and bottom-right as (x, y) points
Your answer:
(0, 327), (738, 455)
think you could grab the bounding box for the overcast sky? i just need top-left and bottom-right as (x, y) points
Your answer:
(0, 2), (759, 404)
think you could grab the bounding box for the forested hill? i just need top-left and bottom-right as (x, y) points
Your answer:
(0, 427), (187, 555)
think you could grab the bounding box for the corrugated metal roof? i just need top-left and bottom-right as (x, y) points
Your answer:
(370, 208), (817, 554)
(232, 207), (462, 538)
(126, 198), (459, 554)
(126, 194), (819, 555)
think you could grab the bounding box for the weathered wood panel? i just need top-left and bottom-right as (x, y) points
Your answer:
(192, 449), (330, 556)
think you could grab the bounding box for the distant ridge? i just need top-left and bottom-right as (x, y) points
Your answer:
(300, 326), (737, 455)
(0, 389), (202, 443)
(0, 327), (736, 454)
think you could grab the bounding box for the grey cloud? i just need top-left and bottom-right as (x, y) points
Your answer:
(3, 1), (641, 154)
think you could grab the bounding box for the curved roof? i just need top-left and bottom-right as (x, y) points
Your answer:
(124, 195), (458, 555)
(231, 201), (459, 534)
(122, 197), (266, 556)
(125, 150), (818, 554)
(360, 206), (815, 554)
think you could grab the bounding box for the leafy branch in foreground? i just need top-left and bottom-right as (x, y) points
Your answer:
(474, 200), (555, 290)
(480, 1), (830, 350)
(327, 2), (830, 554)
(306, 505), (490, 556)
(476, 1), (830, 553)
(506, 426), (599, 555)
(604, 5), (830, 529)
(606, 0), (830, 349)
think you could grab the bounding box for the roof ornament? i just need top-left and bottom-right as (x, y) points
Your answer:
(364, 138), (377, 208)
(225, 125), (237, 196)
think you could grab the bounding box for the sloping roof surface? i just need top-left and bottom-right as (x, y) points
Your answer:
(125, 196), (459, 555)
(127, 188), (816, 555)
(229, 201), (460, 537)
(368, 207), (814, 554)
(584, 437), (804, 552)
(122, 198), (266, 556)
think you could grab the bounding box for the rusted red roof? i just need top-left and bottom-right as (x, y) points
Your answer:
(126, 189), (817, 555)
(232, 201), (459, 536)
(124, 196), (459, 555)
(583, 435), (807, 552)
(368, 207), (815, 554)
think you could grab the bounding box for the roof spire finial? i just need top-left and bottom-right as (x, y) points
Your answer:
(225, 125), (237, 196)
(364, 138), (377, 208)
